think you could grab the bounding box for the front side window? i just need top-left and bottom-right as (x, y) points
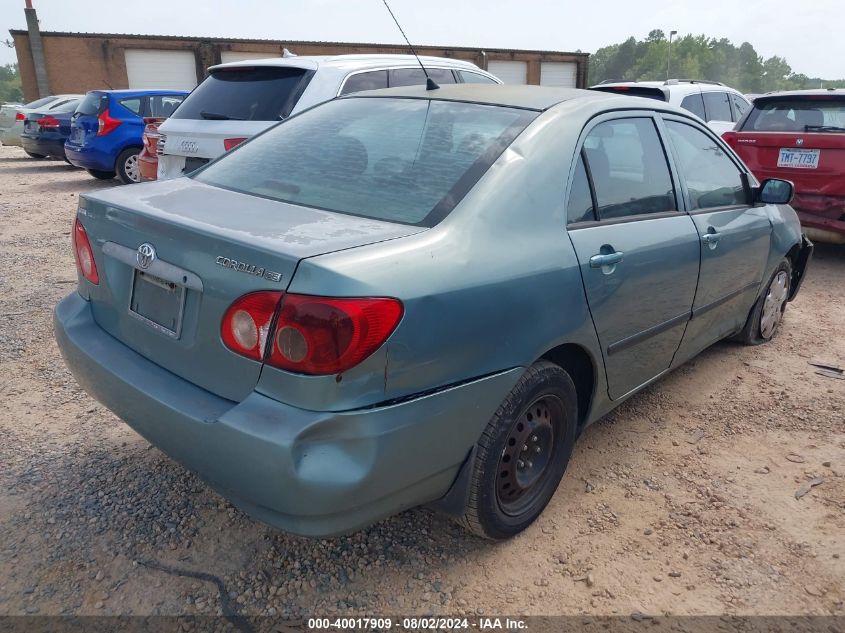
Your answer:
(567, 153), (595, 224)
(664, 120), (746, 210)
(339, 70), (388, 96)
(703, 91), (732, 122)
(582, 118), (675, 220)
(172, 66), (309, 121)
(196, 98), (536, 226)
(680, 94), (706, 120)
(459, 71), (498, 84)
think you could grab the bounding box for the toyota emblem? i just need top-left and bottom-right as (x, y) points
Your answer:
(137, 243), (156, 269)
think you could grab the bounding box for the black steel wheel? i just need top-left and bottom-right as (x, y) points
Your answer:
(458, 361), (578, 540)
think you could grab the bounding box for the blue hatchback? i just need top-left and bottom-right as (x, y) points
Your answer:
(65, 89), (188, 184)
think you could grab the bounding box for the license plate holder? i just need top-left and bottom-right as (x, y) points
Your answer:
(183, 157), (210, 173)
(128, 270), (186, 338)
(777, 148), (820, 169)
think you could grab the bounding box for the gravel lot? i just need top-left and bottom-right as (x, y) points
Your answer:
(0, 144), (843, 619)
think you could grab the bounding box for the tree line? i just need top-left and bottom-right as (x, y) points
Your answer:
(589, 30), (845, 93)
(0, 63), (23, 103)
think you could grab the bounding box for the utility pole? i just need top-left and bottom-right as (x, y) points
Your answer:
(666, 30), (678, 80)
(24, 0), (50, 98)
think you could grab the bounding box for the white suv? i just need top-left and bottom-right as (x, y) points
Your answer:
(156, 54), (500, 180)
(590, 79), (751, 135)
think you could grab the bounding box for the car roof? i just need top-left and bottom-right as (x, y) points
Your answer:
(89, 89), (190, 96)
(209, 53), (484, 73)
(339, 83), (664, 112)
(754, 89), (845, 100)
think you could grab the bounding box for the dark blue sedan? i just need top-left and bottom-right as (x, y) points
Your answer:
(20, 98), (81, 161)
(65, 89), (187, 184)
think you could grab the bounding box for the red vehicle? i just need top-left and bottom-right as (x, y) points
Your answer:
(723, 89), (845, 244)
(138, 117), (165, 182)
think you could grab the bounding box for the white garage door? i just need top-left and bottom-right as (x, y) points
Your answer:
(220, 51), (279, 64)
(124, 50), (198, 90)
(487, 61), (527, 85)
(540, 62), (578, 88)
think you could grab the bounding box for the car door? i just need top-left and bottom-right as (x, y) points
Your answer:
(566, 114), (701, 400)
(662, 116), (773, 359)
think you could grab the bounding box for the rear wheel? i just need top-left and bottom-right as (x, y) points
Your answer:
(736, 258), (792, 345)
(457, 361), (577, 540)
(24, 150), (46, 159)
(87, 169), (116, 180)
(116, 147), (142, 184)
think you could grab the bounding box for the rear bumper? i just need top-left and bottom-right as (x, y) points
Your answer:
(138, 149), (157, 181)
(54, 292), (519, 537)
(22, 136), (67, 158)
(1, 126), (22, 146)
(64, 142), (114, 172)
(792, 194), (845, 241)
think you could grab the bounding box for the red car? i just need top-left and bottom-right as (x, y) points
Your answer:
(138, 117), (165, 182)
(723, 89), (845, 244)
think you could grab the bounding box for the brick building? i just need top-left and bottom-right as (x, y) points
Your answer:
(10, 29), (590, 101)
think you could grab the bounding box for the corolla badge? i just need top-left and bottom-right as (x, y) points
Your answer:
(137, 243), (157, 269)
(180, 140), (199, 154)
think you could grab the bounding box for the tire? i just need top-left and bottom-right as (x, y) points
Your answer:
(116, 147), (142, 184)
(457, 361), (578, 540)
(87, 169), (116, 180)
(736, 258), (792, 345)
(24, 150), (46, 159)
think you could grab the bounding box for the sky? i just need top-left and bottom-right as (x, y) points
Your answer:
(1, 0), (843, 79)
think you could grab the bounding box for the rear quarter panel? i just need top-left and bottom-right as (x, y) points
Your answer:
(257, 103), (607, 415)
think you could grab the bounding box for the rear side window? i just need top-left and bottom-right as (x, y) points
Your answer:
(196, 97), (536, 226)
(703, 91), (732, 122)
(567, 153), (595, 223)
(680, 94), (706, 120)
(339, 71), (388, 96)
(742, 98), (845, 132)
(459, 71), (498, 84)
(388, 68), (456, 87)
(664, 121), (747, 210)
(172, 67), (309, 121)
(582, 118), (675, 219)
(76, 93), (107, 116)
(730, 93), (751, 120)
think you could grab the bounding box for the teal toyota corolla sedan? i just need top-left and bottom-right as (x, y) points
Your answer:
(55, 85), (812, 540)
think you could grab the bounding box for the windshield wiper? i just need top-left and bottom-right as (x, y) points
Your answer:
(804, 124), (845, 132)
(199, 110), (243, 121)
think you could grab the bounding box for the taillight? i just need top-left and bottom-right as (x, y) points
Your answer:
(223, 137), (247, 151)
(72, 218), (99, 285)
(38, 115), (60, 129)
(97, 108), (121, 136)
(15, 112), (24, 121)
(143, 129), (159, 153)
(722, 131), (737, 149)
(221, 291), (284, 361)
(267, 294), (403, 375)
(221, 292), (403, 374)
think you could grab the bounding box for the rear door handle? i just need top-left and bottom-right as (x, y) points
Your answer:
(590, 251), (624, 268)
(701, 230), (721, 248)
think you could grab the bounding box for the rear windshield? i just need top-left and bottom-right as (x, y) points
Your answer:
(195, 97), (536, 226)
(172, 66), (310, 122)
(590, 86), (667, 101)
(50, 99), (81, 113)
(76, 92), (107, 116)
(25, 96), (58, 109)
(741, 98), (845, 132)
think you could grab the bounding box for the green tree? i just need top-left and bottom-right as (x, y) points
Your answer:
(0, 63), (23, 103)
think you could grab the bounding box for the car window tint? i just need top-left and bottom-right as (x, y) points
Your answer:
(339, 70), (388, 96)
(665, 121), (747, 210)
(25, 96), (58, 109)
(76, 93), (107, 116)
(680, 94), (706, 119)
(388, 68), (456, 88)
(743, 98), (845, 131)
(195, 98), (535, 227)
(120, 98), (142, 115)
(51, 99), (80, 113)
(567, 153), (595, 223)
(582, 118), (675, 220)
(150, 95), (185, 117)
(702, 91), (732, 122)
(730, 94), (750, 120)
(459, 71), (498, 84)
(173, 66), (309, 121)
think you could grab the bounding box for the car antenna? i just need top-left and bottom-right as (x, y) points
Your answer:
(380, 0), (439, 90)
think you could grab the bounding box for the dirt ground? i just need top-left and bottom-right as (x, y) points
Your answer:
(0, 144), (843, 619)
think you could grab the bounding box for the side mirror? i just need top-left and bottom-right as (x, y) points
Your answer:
(757, 178), (794, 205)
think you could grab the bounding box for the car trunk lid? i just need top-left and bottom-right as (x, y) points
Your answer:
(77, 178), (425, 402)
